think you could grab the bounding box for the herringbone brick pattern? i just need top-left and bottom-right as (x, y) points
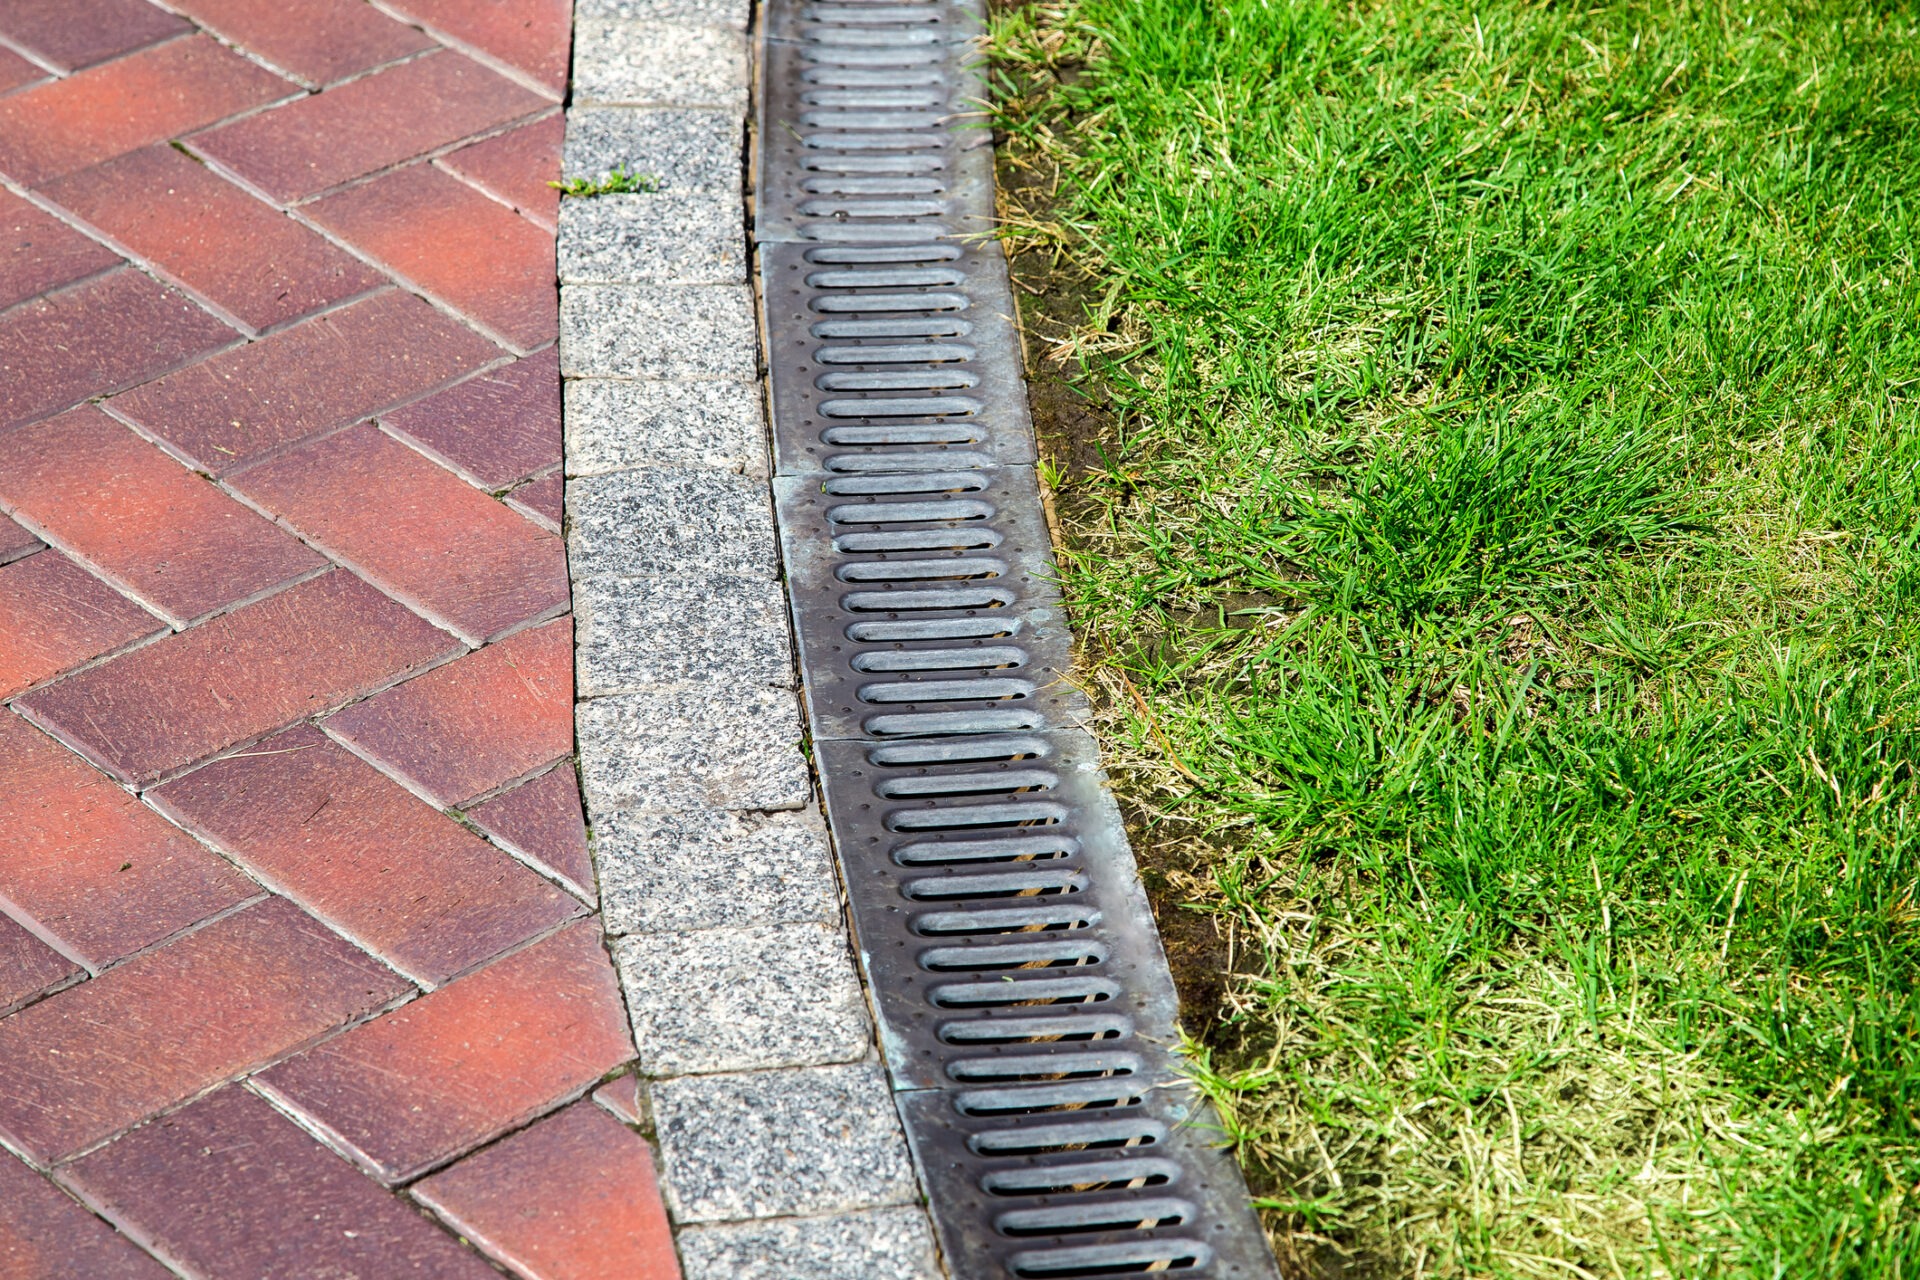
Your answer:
(0, 2), (679, 1275)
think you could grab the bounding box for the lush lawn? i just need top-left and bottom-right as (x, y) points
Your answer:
(988, 1), (1920, 1275)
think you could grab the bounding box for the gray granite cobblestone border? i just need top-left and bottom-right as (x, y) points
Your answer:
(560, 5), (944, 1272)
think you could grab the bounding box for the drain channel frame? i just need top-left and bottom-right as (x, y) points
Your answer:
(756, 1), (1282, 1275)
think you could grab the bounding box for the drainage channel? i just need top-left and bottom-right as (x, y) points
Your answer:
(754, 1), (1282, 1276)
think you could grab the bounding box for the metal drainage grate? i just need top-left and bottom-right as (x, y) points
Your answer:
(756, 1), (1282, 1275)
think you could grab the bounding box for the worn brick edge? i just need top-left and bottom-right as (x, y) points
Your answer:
(557, 3), (947, 1277)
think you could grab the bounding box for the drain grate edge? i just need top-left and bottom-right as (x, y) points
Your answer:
(755, 1), (1283, 1275)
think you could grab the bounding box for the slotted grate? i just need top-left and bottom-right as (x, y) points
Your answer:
(756, 1), (1282, 1275)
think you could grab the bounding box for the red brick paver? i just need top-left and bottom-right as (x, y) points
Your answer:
(0, 4), (671, 1273)
(166, 0), (435, 87)
(151, 725), (578, 985)
(308, 160), (558, 349)
(442, 113), (566, 231)
(233, 422), (569, 643)
(0, 551), (159, 698)
(383, 344), (562, 487)
(194, 50), (547, 201)
(470, 762), (596, 896)
(0, 712), (252, 970)
(46, 144), (387, 331)
(0, 0), (189, 74)
(113, 287), (497, 474)
(0, 268), (237, 430)
(256, 920), (632, 1183)
(327, 615), (574, 805)
(17, 570), (456, 784)
(0, 35), (292, 184)
(65, 1088), (498, 1279)
(0, 896), (409, 1164)
(0, 913), (81, 1017)
(0, 188), (121, 310)
(0, 406), (325, 624)
(0, 1153), (172, 1279)
(414, 1101), (684, 1280)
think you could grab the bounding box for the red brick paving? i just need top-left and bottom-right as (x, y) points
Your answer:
(512, 470), (568, 528)
(0, 5), (667, 1273)
(591, 1072), (646, 1125)
(0, 896), (409, 1164)
(166, 0), (435, 87)
(0, 0), (189, 74)
(469, 763), (596, 898)
(0, 269), (237, 430)
(0, 35), (293, 185)
(384, 0), (575, 95)
(383, 344), (562, 488)
(0, 1152), (173, 1280)
(194, 50), (548, 201)
(1, 188), (121, 310)
(0, 513), (41, 563)
(46, 144), (387, 331)
(233, 422), (569, 643)
(0, 712), (252, 970)
(256, 920), (632, 1183)
(414, 1101), (684, 1280)
(441, 112), (566, 230)
(112, 288), (497, 474)
(17, 570), (457, 784)
(0, 912), (81, 1017)
(66, 1087), (500, 1279)
(308, 159), (559, 349)
(0, 551), (159, 698)
(0, 46), (47, 95)
(0, 406), (325, 624)
(151, 724), (579, 985)
(327, 615), (574, 805)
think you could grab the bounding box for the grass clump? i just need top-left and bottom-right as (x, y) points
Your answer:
(989, 1), (1920, 1276)
(549, 166), (657, 197)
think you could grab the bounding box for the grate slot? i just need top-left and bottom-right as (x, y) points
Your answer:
(968, 1119), (1167, 1157)
(981, 1158), (1180, 1195)
(853, 645), (1027, 672)
(996, 1198), (1195, 1237)
(939, 1011), (1128, 1044)
(931, 976), (1117, 1008)
(1009, 1241), (1211, 1277)
(904, 869), (1085, 898)
(919, 940), (1104, 971)
(839, 555), (1005, 579)
(879, 767), (1056, 796)
(893, 834), (1077, 864)
(954, 1081), (1146, 1116)
(912, 904), (1097, 936)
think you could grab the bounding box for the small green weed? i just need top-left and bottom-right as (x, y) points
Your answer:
(548, 167), (657, 197)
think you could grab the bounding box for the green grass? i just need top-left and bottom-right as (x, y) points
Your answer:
(987, 1), (1920, 1275)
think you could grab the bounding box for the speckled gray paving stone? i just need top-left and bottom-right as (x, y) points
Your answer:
(577, 687), (810, 812)
(653, 1063), (919, 1223)
(575, 0), (748, 27)
(575, 571), (791, 695)
(597, 807), (839, 936)
(573, 20), (747, 108)
(560, 283), (757, 379)
(563, 107), (742, 195)
(567, 467), (776, 581)
(615, 923), (871, 1075)
(565, 379), (766, 476)
(559, 191), (744, 285)
(678, 1207), (944, 1280)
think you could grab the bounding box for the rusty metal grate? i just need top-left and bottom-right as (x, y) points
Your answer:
(756, 1), (1282, 1274)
